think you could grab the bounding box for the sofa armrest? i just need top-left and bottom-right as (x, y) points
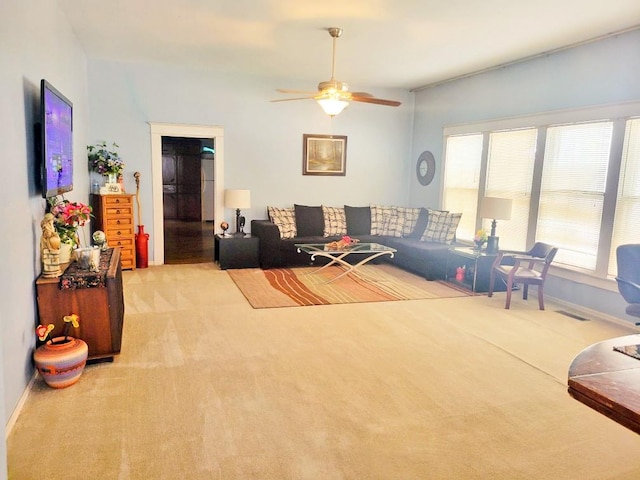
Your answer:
(251, 219), (282, 269)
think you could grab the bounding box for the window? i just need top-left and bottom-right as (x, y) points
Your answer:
(538, 122), (612, 270)
(442, 103), (640, 278)
(609, 118), (640, 276)
(484, 128), (537, 251)
(442, 134), (483, 240)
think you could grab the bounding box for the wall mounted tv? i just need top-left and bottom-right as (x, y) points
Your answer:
(39, 79), (73, 198)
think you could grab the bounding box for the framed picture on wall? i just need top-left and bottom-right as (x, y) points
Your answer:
(302, 134), (347, 176)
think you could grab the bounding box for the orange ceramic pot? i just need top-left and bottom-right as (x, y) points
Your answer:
(33, 337), (88, 388)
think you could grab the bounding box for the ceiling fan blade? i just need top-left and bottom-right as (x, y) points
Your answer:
(277, 88), (318, 95)
(270, 96), (317, 103)
(350, 92), (373, 97)
(351, 95), (402, 107)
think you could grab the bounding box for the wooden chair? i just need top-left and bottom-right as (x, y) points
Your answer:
(488, 242), (558, 310)
(615, 244), (640, 318)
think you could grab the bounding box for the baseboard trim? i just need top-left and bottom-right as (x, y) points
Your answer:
(548, 295), (639, 330)
(5, 372), (37, 440)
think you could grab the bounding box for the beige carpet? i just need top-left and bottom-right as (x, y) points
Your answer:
(228, 263), (471, 308)
(7, 263), (640, 479)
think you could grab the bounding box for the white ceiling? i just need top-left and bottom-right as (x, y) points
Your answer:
(58, 0), (640, 91)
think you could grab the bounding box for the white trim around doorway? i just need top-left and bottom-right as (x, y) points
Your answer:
(149, 123), (224, 265)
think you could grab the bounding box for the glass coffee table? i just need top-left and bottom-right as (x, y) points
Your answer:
(295, 242), (396, 283)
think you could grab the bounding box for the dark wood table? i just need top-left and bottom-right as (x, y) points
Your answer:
(568, 334), (640, 434)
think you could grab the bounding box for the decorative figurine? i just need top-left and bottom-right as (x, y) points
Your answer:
(220, 221), (229, 236)
(40, 213), (62, 277)
(92, 230), (108, 250)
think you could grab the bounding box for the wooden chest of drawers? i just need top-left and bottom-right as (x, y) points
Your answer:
(91, 194), (136, 270)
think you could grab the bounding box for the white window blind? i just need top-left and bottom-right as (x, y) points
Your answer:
(484, 128), (537, 251)
(538, 122), (613, 270)
(442, 134), (483, 240)
(608, 118), (640, 276)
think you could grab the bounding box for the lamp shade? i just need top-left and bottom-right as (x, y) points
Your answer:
(317, 96), (349, 116)
(224, 189), (251, 209)
(480, 197), (513, 220)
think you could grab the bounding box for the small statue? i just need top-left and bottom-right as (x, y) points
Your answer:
(41, 213), (62, 277)
(92, 230), (108, 250)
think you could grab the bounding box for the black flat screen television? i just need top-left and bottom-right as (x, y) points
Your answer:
(39, 79), (73, 198)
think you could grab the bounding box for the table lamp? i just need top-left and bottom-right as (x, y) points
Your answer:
(480, 197), (513, 253)
(224, 189), (251, 237)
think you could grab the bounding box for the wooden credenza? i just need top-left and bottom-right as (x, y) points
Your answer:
(91, 193), (136, 270)
(35, 248), (124, 361)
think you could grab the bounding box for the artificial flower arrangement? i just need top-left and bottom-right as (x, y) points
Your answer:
(36, 313), (80, 345)
(48, 196), (93, 248)
(87, 141), (124, 176)
(326, 235), (361, 251)
(474, 229), (488, 243)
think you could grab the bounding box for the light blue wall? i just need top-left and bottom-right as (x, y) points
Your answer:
(410, 28), (640, 323)
(86, 59), (414, 260)
(1, 0), (90, 474)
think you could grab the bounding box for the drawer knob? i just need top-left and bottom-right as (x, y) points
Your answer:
(117, 241), (122, 246)
(117, 231), (121, 235)
(116, 209), (121, 214)
(115, 199), (120, 203)
(117, 220), (121, 224)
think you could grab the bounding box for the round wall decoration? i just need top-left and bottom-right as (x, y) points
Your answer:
(416, 151), (436, 186)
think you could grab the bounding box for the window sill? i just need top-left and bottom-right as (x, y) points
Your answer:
(549, 265), (618, 293)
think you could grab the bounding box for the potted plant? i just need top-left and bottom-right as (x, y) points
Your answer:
(48, 196), (93, 263)
(33, 314), (89, 388)
(87, 141), (124, 184)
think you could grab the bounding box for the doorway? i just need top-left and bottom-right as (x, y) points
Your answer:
(150, 123), (225, 266)
(162, 136), (215, 264)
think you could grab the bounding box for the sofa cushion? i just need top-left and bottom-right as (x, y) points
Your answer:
(294, 204), (324, 237)
(396, 207), (422, 237)
(382, 209), (405, 237)
(421, 209), (461, 244)
(322, 206), (347, 236)
(406, 208), (430, 239)
(344, 205), (371, 235)
(267, 206), (297, 239)
(370, 204), (396, 235)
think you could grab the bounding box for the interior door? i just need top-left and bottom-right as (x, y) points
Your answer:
(162, 137), (202, 221)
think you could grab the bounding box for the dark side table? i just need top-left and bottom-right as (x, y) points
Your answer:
(446, 246), (506, 293)
(214, 234), (259, 269)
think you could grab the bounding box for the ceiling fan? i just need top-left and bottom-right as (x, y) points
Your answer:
(272, 27), (402, 117)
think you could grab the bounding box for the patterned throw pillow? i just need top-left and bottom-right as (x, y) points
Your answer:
(322, 206), (347, 236)
(421, 209), (462, 244)
(396, 207), (421, 237)
(370, 204), (396, 235)
(382, 211), (405, 237)
(267, 206), (297, 239)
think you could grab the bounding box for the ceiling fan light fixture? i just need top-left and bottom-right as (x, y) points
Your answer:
(317, 95), (349, 116)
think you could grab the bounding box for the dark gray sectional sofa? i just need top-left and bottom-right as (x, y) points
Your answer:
(251, 204), (462, 281)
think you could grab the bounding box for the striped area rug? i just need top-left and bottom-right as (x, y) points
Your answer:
(227, 263), (471, 308)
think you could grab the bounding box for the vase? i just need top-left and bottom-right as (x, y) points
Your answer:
(74, 246), (99, 270)
(33, 336), (88, 388)
(59, 242), (73, 264)
(474, 240), (486, 251)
